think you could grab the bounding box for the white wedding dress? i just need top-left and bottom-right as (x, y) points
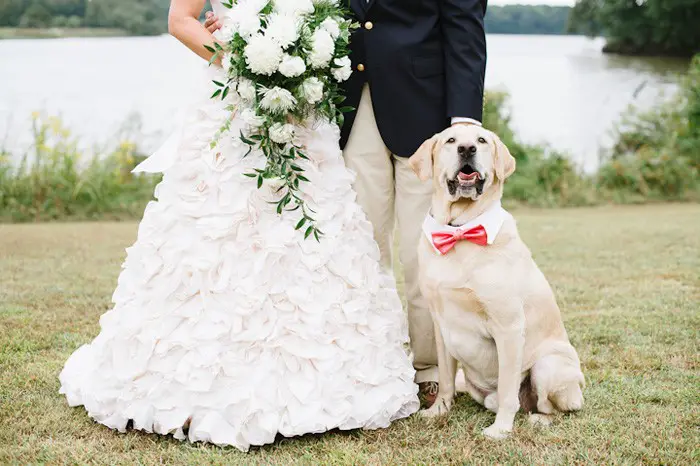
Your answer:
(59, 1), (419, 452)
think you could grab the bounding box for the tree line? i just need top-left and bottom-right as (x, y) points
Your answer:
(568, 0), (700, 57)
(1, 0), (571, 36)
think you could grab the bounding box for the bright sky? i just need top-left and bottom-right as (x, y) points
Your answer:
(490, 0), (575, 5)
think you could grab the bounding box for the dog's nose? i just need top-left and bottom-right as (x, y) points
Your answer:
(458, 144), (477, 156)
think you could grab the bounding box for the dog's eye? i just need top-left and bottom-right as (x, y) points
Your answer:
(478, 137), (487, 144)
(446, 137), (456, 144)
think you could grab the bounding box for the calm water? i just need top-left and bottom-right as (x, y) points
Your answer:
(0, 34), (688, 171)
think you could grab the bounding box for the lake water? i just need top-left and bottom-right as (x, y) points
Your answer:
(0, 34), (688, 171)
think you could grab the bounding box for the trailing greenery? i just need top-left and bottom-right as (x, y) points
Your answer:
(568, 0), (700, 57)
(209, 0), (355, 241)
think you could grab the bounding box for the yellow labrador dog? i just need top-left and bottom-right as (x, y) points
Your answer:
(410, 125), (584, 439)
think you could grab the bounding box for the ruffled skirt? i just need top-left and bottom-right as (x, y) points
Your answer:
(59, 68), (419, 451)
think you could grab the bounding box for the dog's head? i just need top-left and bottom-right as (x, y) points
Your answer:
(409, 125), (515, 202)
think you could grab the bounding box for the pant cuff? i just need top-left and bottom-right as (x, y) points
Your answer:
(414, 366), (439, 384)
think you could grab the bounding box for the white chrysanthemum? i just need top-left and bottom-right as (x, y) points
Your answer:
(231, 0), (265, 37)
(260, 87), (297, 113)
(265, 14), (300, 49)
(278, 54), (307, 78)
(320, 17), (341, 39)
(236, 14), (261, 38)
(241, 108), (265, 130)
(331, 56), (352, 82)
(273, 0), (314, 17)
(308, 29), (335, 69)
(301, 77), (324, 104)
(237, 79), (257, 102)
(217, 22), (236, 42)
(244, 35), (283, 75)
(269, 123), (296, 144)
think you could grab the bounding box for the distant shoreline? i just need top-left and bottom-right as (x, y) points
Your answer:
(0, 27), (130, 40)
(1, 26), (581, 41)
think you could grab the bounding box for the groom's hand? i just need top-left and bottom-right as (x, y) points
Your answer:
(204, 11), (222, 34)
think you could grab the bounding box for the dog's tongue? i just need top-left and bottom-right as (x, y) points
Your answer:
(458, 172), (479, 181)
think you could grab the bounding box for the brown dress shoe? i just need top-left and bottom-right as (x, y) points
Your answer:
(418, 381), (439, 409)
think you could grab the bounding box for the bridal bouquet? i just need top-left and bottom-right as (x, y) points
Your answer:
(207, 0), (354, 240)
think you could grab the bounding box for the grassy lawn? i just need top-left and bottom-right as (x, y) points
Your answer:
(0, 27), (129, 40)
(1, 204), (698, 464)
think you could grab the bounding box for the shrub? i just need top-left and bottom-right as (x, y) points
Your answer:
(597, 54), (700, 201)
(0, 114), (158, 222)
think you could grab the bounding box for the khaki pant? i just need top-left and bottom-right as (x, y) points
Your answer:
(343, 85), (438, 383)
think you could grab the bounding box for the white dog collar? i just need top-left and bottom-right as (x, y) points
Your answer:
(423, 201), (507, 255)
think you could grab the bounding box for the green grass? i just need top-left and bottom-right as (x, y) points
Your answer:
(1, 204), (699, 464)
(0, 27), (129, 39)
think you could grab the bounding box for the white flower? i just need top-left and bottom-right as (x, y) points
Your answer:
(241, 108), (265, 130)
(217, 22), (236, 42)
(320, 17), (341, 39)
(278, 54), (307, 78)
(230, 0), (265, 37)
(236, 14), (261, 38)
(300, 77), (324, 104)
(244, 35), (283, 75)
(269, 123), (296, 144)
(273, 0), (314, 17)
(265, 14), (300, 49)
(308, 29), (335, 69)
(237, 79), (257, 102)
(260, 86), (297, 113)
(331, 56), (352, 82)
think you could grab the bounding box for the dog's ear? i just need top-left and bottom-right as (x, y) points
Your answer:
(494, 134), (516, 181)
(409, 135), (438, 181)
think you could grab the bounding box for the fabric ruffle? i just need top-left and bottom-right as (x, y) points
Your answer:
(59, 66), (419, 452)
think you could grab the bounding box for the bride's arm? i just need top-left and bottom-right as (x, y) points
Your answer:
(169, 0), (220, 64)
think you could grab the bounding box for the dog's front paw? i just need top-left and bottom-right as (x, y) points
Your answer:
(419, 397), (453, 418)
(482, 423), (512, 440)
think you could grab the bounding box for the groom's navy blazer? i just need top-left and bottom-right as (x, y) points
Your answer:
(340, 0), (488, 157)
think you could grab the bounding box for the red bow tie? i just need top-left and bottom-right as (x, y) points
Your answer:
(431, 225), (488, 255)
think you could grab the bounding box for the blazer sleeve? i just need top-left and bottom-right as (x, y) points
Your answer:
(440, 0), (488, 122)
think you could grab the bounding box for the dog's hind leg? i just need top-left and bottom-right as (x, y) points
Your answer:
(531, 348), (585, 414)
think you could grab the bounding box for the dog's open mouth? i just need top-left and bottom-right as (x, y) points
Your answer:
(457, 165), (481, 186)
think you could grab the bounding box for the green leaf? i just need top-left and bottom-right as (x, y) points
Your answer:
(212, 80), (225, 87)
(211, 89), (222, 99)
(240, 132), (256, 145)
(257, 176), (263, 189)
(204, 44), (216, 53)
(295, 217), (307, 230)
(222, 86), (230, 100)
(305, 226), (314, 239)
(297, 174), (310, 182)
(243, 173), (257, 178)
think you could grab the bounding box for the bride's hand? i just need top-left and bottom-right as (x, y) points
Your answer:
(204, 12), (222, 34)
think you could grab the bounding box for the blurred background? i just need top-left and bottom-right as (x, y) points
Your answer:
(0, 0), (698, 220)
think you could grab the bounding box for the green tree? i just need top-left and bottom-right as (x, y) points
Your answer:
(19, 1), (52, 28)
(569, 0), (700, 56)
(486, 5), (571, 35)
(0, 0), (26, 27)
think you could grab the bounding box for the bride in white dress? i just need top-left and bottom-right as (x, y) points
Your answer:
(59, 0), (419, 452)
